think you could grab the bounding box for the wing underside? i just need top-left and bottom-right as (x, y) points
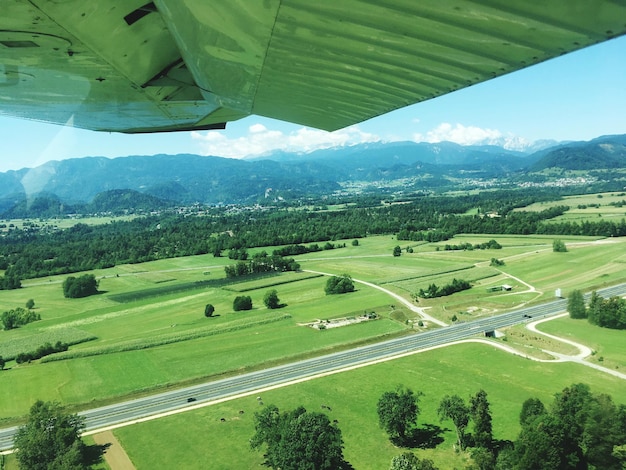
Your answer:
(1, 0), (625, 133)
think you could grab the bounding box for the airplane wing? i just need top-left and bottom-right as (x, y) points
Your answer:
(1, 0), (625, 133)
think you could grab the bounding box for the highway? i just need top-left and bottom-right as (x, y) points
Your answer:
(1, 283), (625, 451)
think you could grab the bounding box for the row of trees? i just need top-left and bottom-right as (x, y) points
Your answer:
(416, 278), (471, 299)
(442, 239), (502, 251)
(224, 253), (300, 278)
(15, 341), (69, 364)
(204, 290), (283, 316)
(568, 289), (626, 329)
(377, 383), (626, 469)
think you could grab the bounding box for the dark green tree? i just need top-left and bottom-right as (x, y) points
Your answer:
(393, 245), (402, 257)
(389, 452), (438, 470)
(550, 383), (592, 466)
(263, 289), (280, 309)
(552, 239), (567, 252)
(0, 355), (5, 370)
(377, 386), (422, 444)
(1, 307), (40, 330)
(583, 393), (626, 469)
(233, 295), (252, 311)
(470, 389), (493, 449)
(251, 405), (349, 470)
(62, 274), (99, 298)
(204, 304), (215, 317)
(470, 446), (496, 470)
(567, 289), (586, 319)
(512, 383), (626, 470)
(351, 239), (359, 246)
(513, 413), (564, 470)
(324, 274), (355, 295)
(14, 400), (103, 470)
(438, 395), (470, 450)
(25, 299), (35, 309)
(519, 398), (546, 427)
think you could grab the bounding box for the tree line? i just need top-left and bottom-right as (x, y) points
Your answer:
(568, 289), (626, 329)
(2, 189), (626, 289)
(377, 383), (626, 470)
(11, 381), (625, 469)
(416, 278), (471, 299)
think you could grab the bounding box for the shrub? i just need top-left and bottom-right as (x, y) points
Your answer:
(324, 274), (355, 295)
(204, 304), (215, 317)
(62, 274), (99, 298)
(233, 295), (253, 311)
(1, 307), (40, 330)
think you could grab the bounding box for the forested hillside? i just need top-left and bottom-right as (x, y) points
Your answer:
(1, 135), (625, 216)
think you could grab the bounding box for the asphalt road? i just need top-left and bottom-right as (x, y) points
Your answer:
(2, 283), (625, 451)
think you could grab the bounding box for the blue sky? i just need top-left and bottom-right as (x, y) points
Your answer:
(0, 36), (624, 173)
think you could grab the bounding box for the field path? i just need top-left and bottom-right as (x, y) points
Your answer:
(92, 431), (136, 470)
(304, 269), (448, 326)
(526, 313), (626, 380)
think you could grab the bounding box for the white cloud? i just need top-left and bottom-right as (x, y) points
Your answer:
(191, 125), (380, 158)
(249, 123), (267, 133)
(413, 123), (531, 150)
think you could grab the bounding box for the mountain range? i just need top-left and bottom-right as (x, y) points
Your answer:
(1, 134), (625, 216)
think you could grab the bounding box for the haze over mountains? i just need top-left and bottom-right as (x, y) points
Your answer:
(1, 134), (625, 215)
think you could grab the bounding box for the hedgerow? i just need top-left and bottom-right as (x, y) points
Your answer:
(0, 328), (96, 361)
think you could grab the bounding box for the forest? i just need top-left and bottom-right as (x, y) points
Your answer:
(2, 189), (626, 289)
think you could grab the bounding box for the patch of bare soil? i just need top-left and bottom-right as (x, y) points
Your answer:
(93, 431), (136, 470)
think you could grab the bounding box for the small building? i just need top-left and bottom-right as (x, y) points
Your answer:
(501, 284), (512, 291)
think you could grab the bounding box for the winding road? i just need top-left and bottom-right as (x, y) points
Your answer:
(2, 282), (625, 452)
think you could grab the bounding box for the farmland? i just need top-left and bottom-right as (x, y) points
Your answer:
(2, 217), (626, 468)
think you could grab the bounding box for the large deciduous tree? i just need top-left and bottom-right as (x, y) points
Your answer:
(233, 295), (252, 311)
(251, 405), (350, 470)
(438, 395), (470, 450)
(263, 289), (281, 309)
(62, 274), (99, 298)
(377, 386), (422, 444)
(389, 452), (438, 470)
(324, 274), (355, 295)
(14, 400), (103, 470)
(511, 383), (626, 470)
(567, 289), (586, 319)
(469, 389), (493, 449)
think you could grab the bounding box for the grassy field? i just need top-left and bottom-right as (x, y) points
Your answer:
(514, 191), (626, 223)
(537, 316), (626, 369)
(2, 233), (626, 424)
(113, 341), (626, 469)
(2, 215), (626, 468)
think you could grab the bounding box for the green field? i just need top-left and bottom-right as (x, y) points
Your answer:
(2, 228), (626, 468)
(112, 342), (626, 469)
(538, 316), (626, 369)
(515, 191), (626, 223)
(2, 234), (626, 424)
